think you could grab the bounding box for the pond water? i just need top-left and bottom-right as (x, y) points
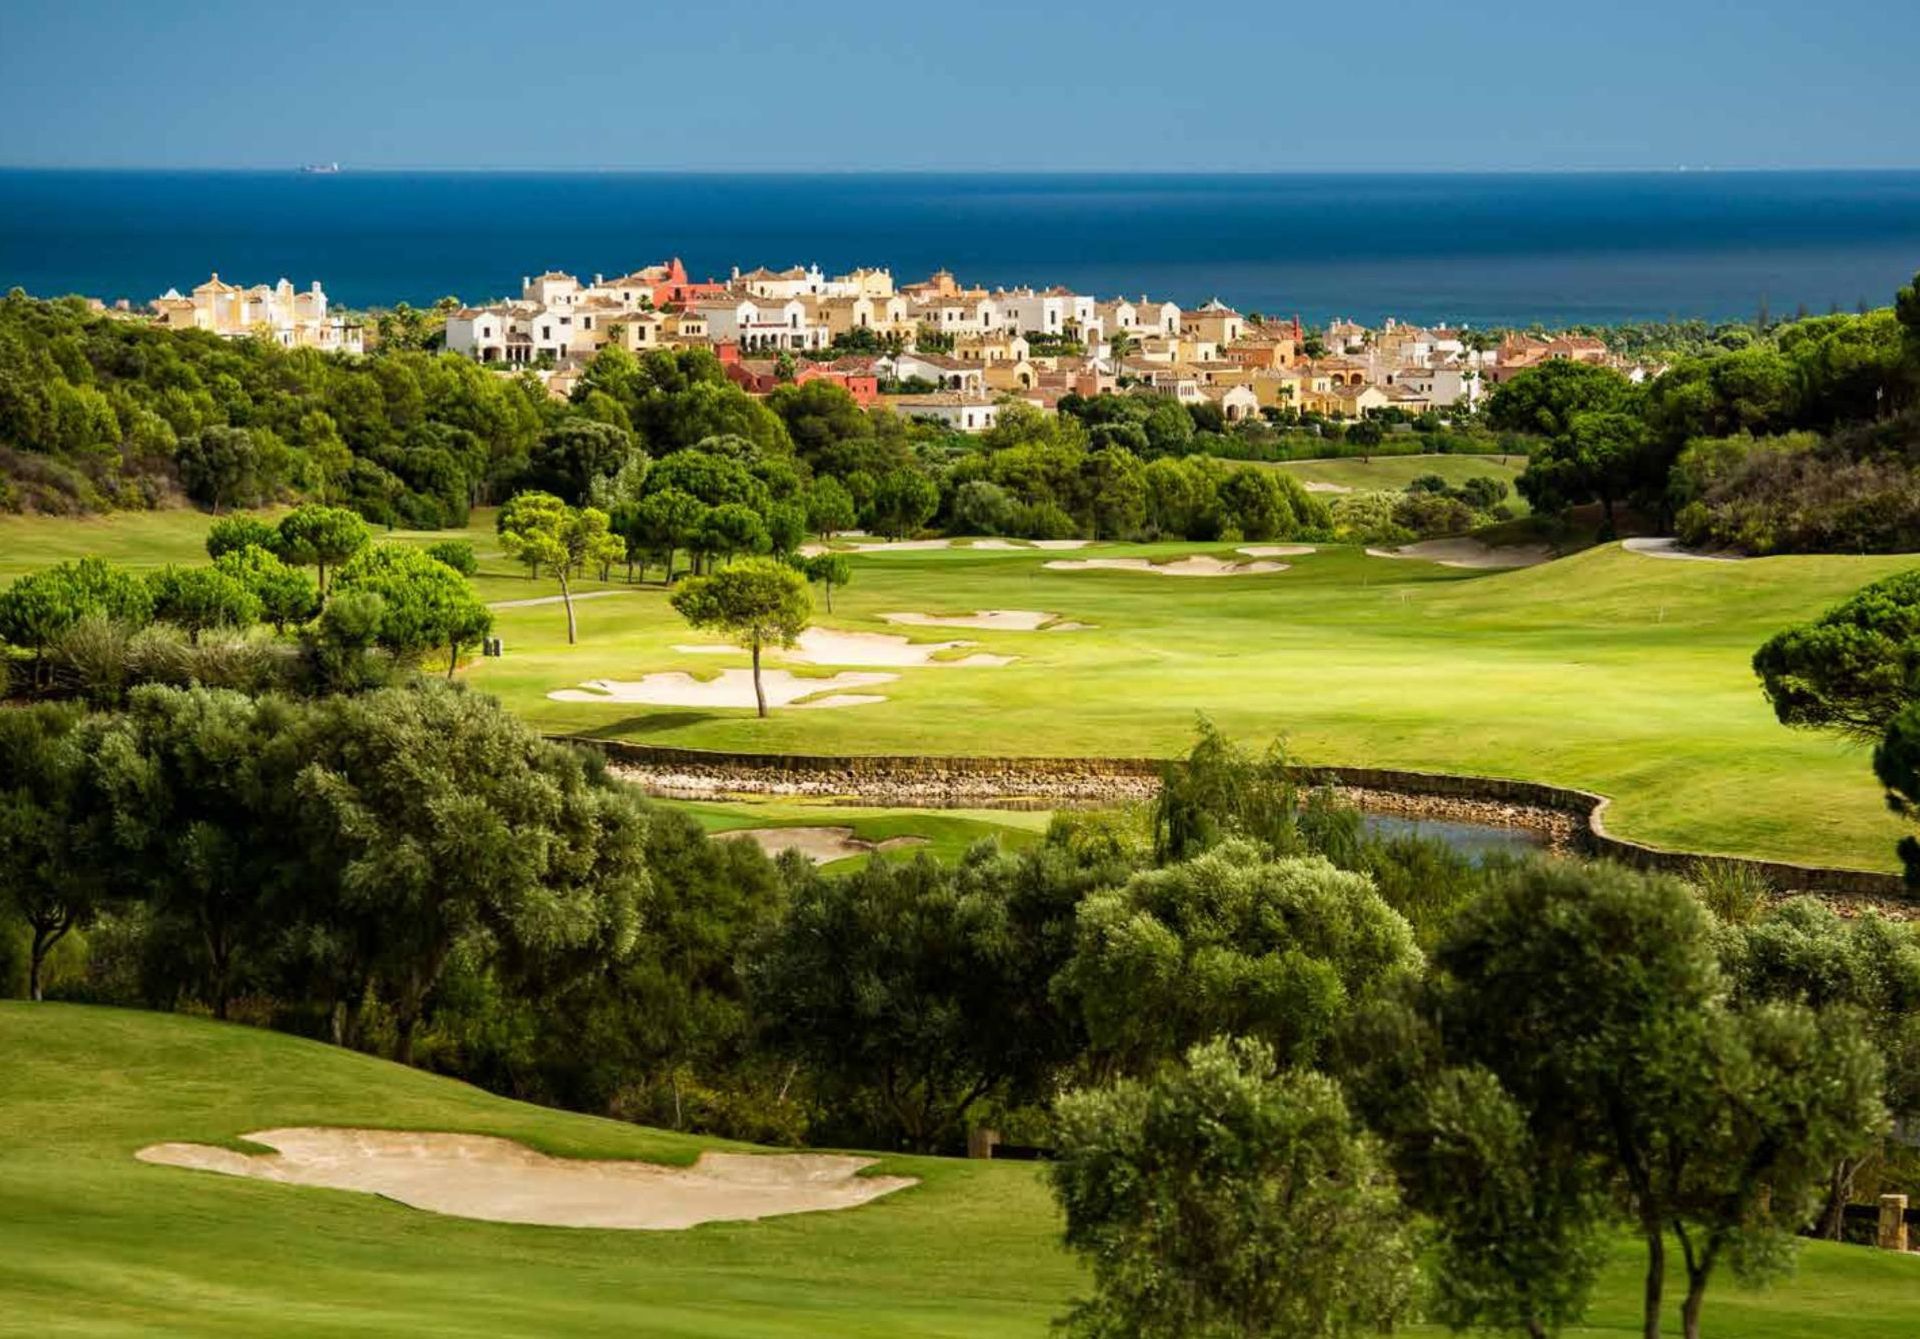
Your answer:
(1362, 814), (1546, 862)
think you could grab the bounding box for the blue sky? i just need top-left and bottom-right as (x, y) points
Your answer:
(2, 0), (1916, 171)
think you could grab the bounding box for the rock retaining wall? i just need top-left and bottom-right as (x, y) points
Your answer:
(570, 739), (1909, 903)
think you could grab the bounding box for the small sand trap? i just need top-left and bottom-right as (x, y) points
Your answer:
(1366, 539), (1551, 569)
(1030, 539), (1091, 550)
(718, 826), (932, 864)
(1302, 481), (1352, 494)
(1237, 544), (1317, 558)
(136, 1128), (914, 1230)
(1622, 537), (1743, 563)
(796, 542), (830, 558)
(883, 609), (1057, 631)
(1045, 555), (1285, 577)
(967, 538), (1026, 550)
(549, 669), (895, 709)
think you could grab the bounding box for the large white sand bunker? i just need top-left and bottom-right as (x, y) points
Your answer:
(1237, 544), (1317, 558)
(1045, 555), (1285, 577)
(883, 609), (1062, 632)
(136, 1128), (914, 1230)
(549, 669), (895, 709)
(1366, 539), (1551, 569)
(719, 826), (932, 864)
(784, 627), (1013, 668)
(1029, 539), (1091, 550)
(1622, 537), (1744, 563)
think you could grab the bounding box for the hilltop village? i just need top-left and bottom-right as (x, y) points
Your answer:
(129, 258), (1663, 434)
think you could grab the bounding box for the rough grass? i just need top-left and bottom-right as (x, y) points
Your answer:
(4, 504), (1915, 870)
(666, 798), (1049, 869)
(3, 1005), (1917, 1338)
(1272, 451), (1530, 508)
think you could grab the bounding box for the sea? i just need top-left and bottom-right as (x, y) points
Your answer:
(4, 169), (1919, 328)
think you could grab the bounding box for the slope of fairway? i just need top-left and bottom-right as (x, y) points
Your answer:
(0, 1004), (1074, 1338)
(4, 1005), (1918, 1337)
(487, 540), (1917, 871)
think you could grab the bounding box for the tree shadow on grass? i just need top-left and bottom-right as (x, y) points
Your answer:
(576, 711), (730, 737)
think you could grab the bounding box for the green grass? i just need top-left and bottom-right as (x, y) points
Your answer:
(3, 1004), (1916, 1337)
(1272, 451), (1530, 506)
(5, 503), (1915, 870)
(665, 798), (1049, 869)
(483, 538), (1916, 872)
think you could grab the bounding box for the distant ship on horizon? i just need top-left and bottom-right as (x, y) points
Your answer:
(299, 162), (341, 175)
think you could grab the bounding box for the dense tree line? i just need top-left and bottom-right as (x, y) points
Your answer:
(1493, 272), (1920, 551)
(5, 702), (1913, 1339)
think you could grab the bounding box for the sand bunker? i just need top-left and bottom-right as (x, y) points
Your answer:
(549, 669), (894, 709)
(718, 826), (931, 864)
(967, 538), (1026, 550)
(1030, 539), (1091, 549)
(784, 627), (1013, 668)
(882, 609), (1060, 631)
(1302, 481), (1352, 494)
(1237, 544), (1317, 558)
(136, 1128), (914, 1230)
(1622, 537), (1743, 563)
(1366, 539), (1551, 569)
(675, 628), (1013, 668)
(1045, 555), (1285, 577)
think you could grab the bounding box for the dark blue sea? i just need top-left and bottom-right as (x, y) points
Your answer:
(3, 170), (1919, 327)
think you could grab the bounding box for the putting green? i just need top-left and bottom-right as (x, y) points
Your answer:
(4, 506), (1912, 870)
(4, 1004), (1917, 1337)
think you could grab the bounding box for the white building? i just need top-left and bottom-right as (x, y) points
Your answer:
(152, 275), (363, 354)
(887, 391), (1001, 432)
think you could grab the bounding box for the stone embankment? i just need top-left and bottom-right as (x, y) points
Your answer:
(572, 739), (1911, 911)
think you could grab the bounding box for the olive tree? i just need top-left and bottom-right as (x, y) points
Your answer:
(1056, 840), (1419, 1075)
(1433, 860), (1885, 1339)
(668, 557), (810, 717)
(0, 702), (106, 1000)
(1050, 1037), (1416, 1339)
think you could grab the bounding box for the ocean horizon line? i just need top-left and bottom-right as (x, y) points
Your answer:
(4, 164), (1920, 179)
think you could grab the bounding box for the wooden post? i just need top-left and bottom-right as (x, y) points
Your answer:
(966, 1127), (1000, 1160)
(1879, 1194), (1908, 1251)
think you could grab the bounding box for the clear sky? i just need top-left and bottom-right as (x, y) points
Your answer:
(2, 0), (1916, 172)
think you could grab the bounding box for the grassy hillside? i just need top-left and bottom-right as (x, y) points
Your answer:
(485, 539), (1914, 871)
(1273, 452), (1529, 503)
(0, 1004), (1074, 1338)
(3, 1005), (1917, 1337)
(3, 505), (1915, 869)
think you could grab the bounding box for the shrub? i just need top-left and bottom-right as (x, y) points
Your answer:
(424, 539), (478, 575)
